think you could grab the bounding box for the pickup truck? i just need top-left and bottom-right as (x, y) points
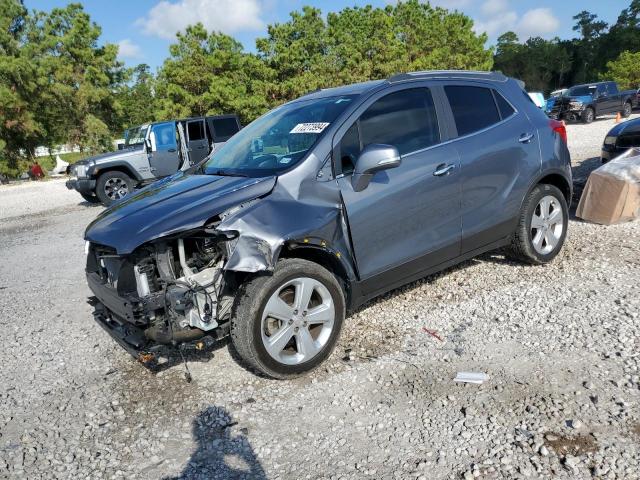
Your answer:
(547, 81), (636, 123)
(66, 115), (241, 205)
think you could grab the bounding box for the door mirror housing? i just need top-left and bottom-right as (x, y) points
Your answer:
(351, 144), (401, 192)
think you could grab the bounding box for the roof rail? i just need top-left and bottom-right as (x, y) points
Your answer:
(388, 70), (507, 83)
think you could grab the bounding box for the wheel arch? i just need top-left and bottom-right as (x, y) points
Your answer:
(278, 243), (353, 306)
(93, 164), (141, 183)
(536, 172), (572, 205)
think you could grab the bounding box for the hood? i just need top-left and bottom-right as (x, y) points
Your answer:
(77, 146), (145, 166)
(85, 173), (277, 254)
(564, 95), (593, 104)
(608, 116), (640, 136)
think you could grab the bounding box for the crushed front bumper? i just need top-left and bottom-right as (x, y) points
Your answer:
(91, 300), (150, 357)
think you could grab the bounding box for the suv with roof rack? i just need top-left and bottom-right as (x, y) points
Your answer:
(83, 70), (572, 378)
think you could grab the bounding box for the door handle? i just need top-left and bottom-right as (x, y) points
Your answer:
(433, 163), (456, 177)
(167, 148), (176, 153)
(519, 133), (535, 143)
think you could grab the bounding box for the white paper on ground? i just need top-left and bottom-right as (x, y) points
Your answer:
(454, 372), (489, 384)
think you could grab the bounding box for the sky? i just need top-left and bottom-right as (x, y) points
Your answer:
(27, 0), (632, 70)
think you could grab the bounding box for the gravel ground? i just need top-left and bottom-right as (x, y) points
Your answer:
(1, 113), (639, 480)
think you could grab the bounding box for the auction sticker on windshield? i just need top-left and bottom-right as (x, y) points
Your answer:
(290, 123), (330, 134)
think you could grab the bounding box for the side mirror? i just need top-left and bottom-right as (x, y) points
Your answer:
(148, 131), (157, 153)
(351, 144), (401, 192)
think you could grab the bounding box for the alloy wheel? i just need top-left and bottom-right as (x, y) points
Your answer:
(530, 195), (564, 255)
(104, 177), (129, 200)
(261, 277), (335, 365)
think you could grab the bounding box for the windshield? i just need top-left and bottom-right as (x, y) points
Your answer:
(204, 95), (356, 176)
(568, 85), (597, 97)
(124, 125), (149, 147)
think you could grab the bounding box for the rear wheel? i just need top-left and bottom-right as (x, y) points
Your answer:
(508, 184), (568, 265)
(582, 107), (595, 124)
(230, 259), (345, 379)
(622, 102), (632, 118)
(96, 171), (133, 206)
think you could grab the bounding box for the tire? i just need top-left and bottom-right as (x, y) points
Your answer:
(230, 258), (345, 379)
(507, 184), (568, 265)
(95, 171), (134, 206)
(80, 192), (101, 204)
(582, 107), (595, 124)
(622, 102), (632, 118)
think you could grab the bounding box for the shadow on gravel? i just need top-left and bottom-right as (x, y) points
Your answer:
(164, 406), (267, 480)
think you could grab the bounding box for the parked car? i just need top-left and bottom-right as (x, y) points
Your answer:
(548, 81), (636, 123)
(527, 92), (545, 109)
(545, 88), (567, 113)
(83, 70), (572, 379)
(634, 88), (640, 109)
(602, 116), (640, 162)
(66, 115), (241, 205)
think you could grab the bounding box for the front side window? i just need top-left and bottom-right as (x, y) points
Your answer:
(125, 125), (149, 147)
(445, 86), (501, 136)
(338, 88), (440, 174)
(204, 95), (356, 176)
(151, 122), (176, 150)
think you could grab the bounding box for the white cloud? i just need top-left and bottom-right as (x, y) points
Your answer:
(480, 0), (508, 16)
(474, 12), (518, 37)
(516, 8), (560, 38)
(473, 1), (560, 41)
(137, 0), (264, 40)
(117, 39), (142, 59)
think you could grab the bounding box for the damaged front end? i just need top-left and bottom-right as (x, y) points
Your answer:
(87, 228), (239, 358)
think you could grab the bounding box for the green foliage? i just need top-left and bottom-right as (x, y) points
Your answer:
(0, 1), (124, 177)
(603, 51), (640, 90)
(116, 64), (157, 129)
(494, 2), (640, 93)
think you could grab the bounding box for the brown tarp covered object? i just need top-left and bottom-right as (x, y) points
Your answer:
(576, 148), (640, 225)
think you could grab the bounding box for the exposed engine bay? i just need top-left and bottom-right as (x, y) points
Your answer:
(87, 229), (239, 356)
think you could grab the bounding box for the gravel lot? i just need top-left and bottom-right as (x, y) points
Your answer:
(1, 113), (639, 479)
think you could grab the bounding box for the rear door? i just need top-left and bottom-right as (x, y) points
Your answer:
(594, 84), (611, 114)
(336, 85), (462, 291)
(148, 121), (180, 177)
(186, 119), (209, 163)
(605, 82), (621, 112)
(443, 83), (541, 253)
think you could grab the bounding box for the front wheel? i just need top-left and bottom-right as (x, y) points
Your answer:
(230, 259), (345, 379)
(622, 102), (632, 118)
(582, 108), (595, 124)
(507, 184), (568, 265)
(95, 171), (133, 206)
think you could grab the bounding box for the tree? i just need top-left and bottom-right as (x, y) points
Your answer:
(603, 51), (640, 90)
(116, 64), (157, 130)
(0, 1), (125, 176)
(155, 24), (272, 124)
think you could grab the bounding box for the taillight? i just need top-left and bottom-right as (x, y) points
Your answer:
(549, 119), (567, 143)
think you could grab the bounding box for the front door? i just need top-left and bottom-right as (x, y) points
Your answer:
(149, 121), (180, 177)
(187, 119), (209, 164)
(336, 87), (462, 293)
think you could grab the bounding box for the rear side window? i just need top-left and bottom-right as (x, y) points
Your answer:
(445, 86), (501, 136)
(211, 117), (240, 141)
(494, 91), (515, 119)
(187, 120), (205, 141)
(359, 88), (440, 156)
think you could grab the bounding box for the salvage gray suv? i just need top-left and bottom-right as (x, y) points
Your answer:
(84, 71), (572, 378)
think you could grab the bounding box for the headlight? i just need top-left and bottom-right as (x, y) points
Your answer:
(604, 136), (617, 146)
(75, 165), (87, 178)
(569, 101), (584, 109)
(85, 241), (91, 255)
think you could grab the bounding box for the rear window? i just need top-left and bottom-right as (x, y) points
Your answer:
(445, 86), (501, 136)
(187, 120), (205, 141)
(494, 91), (515, 119)
(211, 117), (240, 141)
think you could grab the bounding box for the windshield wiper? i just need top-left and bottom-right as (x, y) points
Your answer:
(209, 169), (248, 177)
